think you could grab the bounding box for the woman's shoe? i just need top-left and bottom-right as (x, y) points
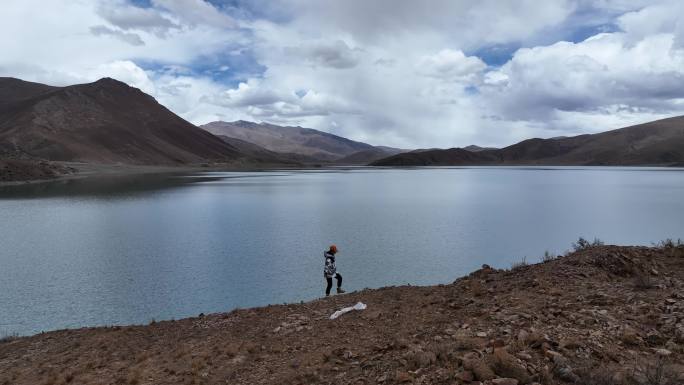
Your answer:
(337, 288), (346, 294)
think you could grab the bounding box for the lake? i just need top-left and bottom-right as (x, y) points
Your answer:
(1, 167), (683, 336)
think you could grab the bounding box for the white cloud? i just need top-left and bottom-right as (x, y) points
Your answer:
(418, 49), (487, 82)
(481, 30), (684, 124)
(285, 40), (361, 69)
(2, 0), (684, 148)
(90, 25), (145, 46)
(96, 1), (179, 37)
(152, 0), (236, 29)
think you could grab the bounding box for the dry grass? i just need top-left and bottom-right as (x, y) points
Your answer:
(511, 256), (529, 270)
(540, 250), (556, 263)
(572, 236), (604, 251)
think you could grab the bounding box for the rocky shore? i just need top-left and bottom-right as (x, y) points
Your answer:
(1, 243), (683, 385)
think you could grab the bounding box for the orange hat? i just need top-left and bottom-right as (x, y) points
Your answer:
(329, 245), (338, 253)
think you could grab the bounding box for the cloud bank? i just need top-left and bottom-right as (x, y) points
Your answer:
(1, 0), (683, 148)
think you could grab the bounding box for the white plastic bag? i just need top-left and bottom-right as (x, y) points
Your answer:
(329, 302), (367, 319)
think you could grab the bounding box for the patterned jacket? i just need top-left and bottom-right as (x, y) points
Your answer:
(323, 251), (337, 278)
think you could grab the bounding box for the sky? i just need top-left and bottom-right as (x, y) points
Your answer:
(2, 0), (684, 148)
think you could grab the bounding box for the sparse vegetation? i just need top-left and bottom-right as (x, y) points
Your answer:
(638, 358), (681, 385)
(654, 238), (683, 249)
(540, 250), (556, 263)
(0, 332), (18, 344)
(572, 236), (604, 251)
(511, 256), (528, 270)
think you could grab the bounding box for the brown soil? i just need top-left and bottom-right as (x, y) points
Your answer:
(2, 245), (684, 385)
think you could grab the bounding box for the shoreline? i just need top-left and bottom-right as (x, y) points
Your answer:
(0, 161), (326, 188)
(3, 161), (684, 188)
(2, 243), (683, 384)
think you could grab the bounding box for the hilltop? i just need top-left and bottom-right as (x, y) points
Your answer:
(0, 77), (240, 166)
(372, 116), (684, 166)
(2, 243), (683, 384)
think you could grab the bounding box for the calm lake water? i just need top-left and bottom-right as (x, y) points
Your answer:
(1, 167), (683, 336)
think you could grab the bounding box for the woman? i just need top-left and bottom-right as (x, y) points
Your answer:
(324, 244), (346, 296)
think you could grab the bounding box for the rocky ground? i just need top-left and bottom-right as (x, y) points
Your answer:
(0, 159), (76, 183)
(1, 243), (684, 385)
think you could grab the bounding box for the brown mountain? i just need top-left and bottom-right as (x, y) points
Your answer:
(462, 145), (498, 152)
(334, 147), (407, 165)
(201, 120), (375, 161)
(372, 116), (684, 166)
(0, 77), (240, 165)
(214, 135), (313, 165)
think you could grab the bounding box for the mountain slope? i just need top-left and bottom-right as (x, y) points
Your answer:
(214, 135), (310, 165)
(201, 120), (375, 161)
(372, 116), (684, 166)
(334, 147), (407, 165)
(0, 77), (241, 165)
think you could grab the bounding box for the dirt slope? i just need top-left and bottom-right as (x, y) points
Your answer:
(2, 244), (683, 384)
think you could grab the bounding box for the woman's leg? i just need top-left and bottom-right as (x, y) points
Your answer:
(325, 276), (333, 296)
(335, 273), (343, 288)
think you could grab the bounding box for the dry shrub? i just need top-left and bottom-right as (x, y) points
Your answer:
(540, 250), (556, 263)
(0, 332), (18, 344)
(576, 359), (681, 385)
(452, 336), (483, 350)
(575, 365), (621, 385)
(511, 256), (528, 270)
(638, 358), (681, 385)
(573, 236), (604, 251)
(405, 350), (436, 370)
(426, 341), (456, 363)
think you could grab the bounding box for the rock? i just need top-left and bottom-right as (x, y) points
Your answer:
(543, 349), (563, 362)
(554, 365), (580, 382)
(654, 348), (672, 356)
(455, 370), (474, 382)
(517, 329), (530, 343)
(477, 332), (488, 338)
(560, 338), (583, 350)
(492, 379), (519, 385)
(621, 327), (640, 346)
(492, 348), (530, 383)
(395, 370), (412, 383)
(376, 374), (387, 383)
(463, 353), (496, 381)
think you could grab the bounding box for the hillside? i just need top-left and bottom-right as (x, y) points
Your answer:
(0, 159), (75, 183)
(202, 121), (375, 162)
(1, 243), (683, 384)
(215, 135), (306, 165)
(0, 77), (241, 165)
(372, 116), (684, 166)
(334, 147), (405, 165)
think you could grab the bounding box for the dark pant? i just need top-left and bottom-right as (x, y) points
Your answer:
(325, 273), (342, 295)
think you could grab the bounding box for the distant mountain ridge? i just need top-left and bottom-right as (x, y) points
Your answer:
(372, 116), (684, 166)
(201, 120), (379, 162)
(0, 77), (240, 165)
